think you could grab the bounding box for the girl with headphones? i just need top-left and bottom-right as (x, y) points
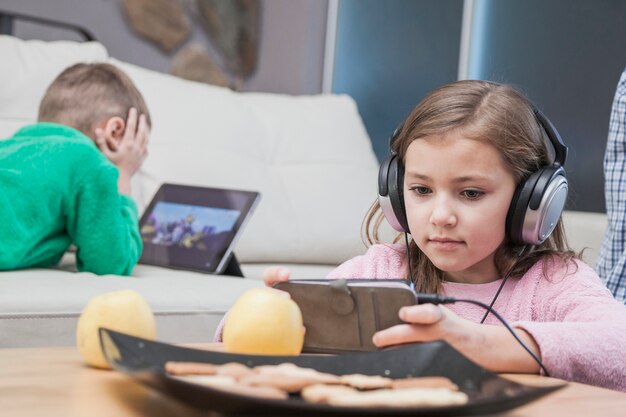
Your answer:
(257, 80), (626, 391)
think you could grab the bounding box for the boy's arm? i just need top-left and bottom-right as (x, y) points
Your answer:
(67, 162), (142, 276)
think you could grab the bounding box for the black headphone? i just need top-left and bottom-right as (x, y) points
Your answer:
(378, 104), (568, 246)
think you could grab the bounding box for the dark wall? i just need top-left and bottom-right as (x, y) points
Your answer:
(332, 0), (463, 160)
(471, 0), (626, 213)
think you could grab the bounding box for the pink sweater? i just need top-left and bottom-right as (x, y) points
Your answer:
(327, 244), (626, 391)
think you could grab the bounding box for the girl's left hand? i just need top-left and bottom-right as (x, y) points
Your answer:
(374, 304), (542, 374)
(372, 304), (478, 348)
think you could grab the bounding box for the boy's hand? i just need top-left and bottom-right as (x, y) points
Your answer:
(95, 108), (149, 194)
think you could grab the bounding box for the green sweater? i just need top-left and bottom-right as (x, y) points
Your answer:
(0, 123), (142, 275)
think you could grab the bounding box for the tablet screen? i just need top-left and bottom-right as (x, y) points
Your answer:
(138, 183), (260, 274)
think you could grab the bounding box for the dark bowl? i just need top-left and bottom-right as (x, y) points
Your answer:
(99, 328), (565, 416)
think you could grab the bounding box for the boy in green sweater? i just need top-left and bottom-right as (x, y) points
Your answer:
(0, 63), (151, 275)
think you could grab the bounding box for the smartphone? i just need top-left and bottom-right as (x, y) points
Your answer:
(273, 279), (417, 353)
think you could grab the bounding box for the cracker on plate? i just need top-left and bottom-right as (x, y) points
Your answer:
(339, 373), (393, 390)
(165, 361), (218, 375)
(327, 386), (469, 408)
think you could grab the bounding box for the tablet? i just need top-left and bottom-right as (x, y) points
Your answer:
(138, 183), (260, 274)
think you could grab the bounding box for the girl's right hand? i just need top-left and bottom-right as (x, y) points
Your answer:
(262, 266), (291, 288)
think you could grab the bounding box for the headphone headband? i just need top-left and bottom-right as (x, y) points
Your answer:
(533, 108), (568, 166)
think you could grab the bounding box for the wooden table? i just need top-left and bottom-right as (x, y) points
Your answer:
(1, 346), (625, 417)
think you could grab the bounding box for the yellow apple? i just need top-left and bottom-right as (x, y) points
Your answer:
(223, 288), (304, 355)
(76, 289), (156, 369)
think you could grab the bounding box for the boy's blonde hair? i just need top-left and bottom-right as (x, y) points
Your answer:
(364, 80), (576, 293)
(38, 63), (151, 136)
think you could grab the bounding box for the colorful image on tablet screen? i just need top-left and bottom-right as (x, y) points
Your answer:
(140, 202), (241, 252)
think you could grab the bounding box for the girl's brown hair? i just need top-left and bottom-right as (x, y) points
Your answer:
(38, 63), (151, 137)
(363, 80), (576, 293)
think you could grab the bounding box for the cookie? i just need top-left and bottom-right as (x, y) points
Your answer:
(175, 374), (288, 400)
(254, 363), (339, 383)
(245, 363), (340, 392)
(327, 387), (469, 407)
(210, 382), (289, 400)
(165, 361), (218, 375)
(391, 376), (459, 391)
(173, 374), (236, 387)
(339, 373), (393, 390)
(241, 372), (324, 393)
(301, 384), (358, 404)
(215, 362), (255, 379)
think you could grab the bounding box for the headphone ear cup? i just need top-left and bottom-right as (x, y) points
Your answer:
(507, 172), (539, 244)
(378, 154), (409, 233)
(507, 166), (568, 245)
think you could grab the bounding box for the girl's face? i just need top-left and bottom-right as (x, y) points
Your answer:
(403, 131), (517, 284)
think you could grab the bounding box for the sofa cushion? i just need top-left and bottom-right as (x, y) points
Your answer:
(0, 254), (337, 348)
(0, 259), (265, 348)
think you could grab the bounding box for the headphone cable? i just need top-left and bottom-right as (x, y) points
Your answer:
(415, 293), (549, 376)
(404, 232), (414, 283)
(479, 244), (530, 324)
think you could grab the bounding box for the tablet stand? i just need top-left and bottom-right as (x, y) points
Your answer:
(222, 253), (244, 277)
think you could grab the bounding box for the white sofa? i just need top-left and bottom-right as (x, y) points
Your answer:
(0, 35), (380, 347)
(0, 35), (608, 348)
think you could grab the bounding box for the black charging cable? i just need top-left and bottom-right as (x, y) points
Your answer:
(415, 293), (549, 377)
(479, 244), (530, 324)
